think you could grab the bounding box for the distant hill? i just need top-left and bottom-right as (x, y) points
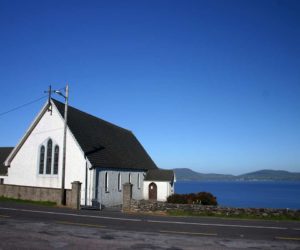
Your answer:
(173, 168), (300, 181)
(238, 170), (300, 181)
(174, 168), (235, 181)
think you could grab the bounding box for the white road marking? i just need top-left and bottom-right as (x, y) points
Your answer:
(57, 221), (106, 228)
(0, 207), (141, 222)
(0, 207), (289, 230)
(275, 236), (300, 241)
(293, 228), (300, 231)
(148, 220), (288, 230)
(0, 214), (10, 218)
(160, 230), (217, 236)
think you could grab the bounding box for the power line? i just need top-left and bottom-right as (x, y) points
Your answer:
(0, 95), (48, 118)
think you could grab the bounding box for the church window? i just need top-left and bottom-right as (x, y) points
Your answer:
(118, 173), (121, 191)
(105, 172), (109, 192)
(137, 173), (140, 189)
(53, 145), (59, 175)
(39, 146), (45, 174)
(46, 139), (52, 174)
(38, 138), (59, 176)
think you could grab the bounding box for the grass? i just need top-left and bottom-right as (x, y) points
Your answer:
(166, 209), (300, 221)
(0, 196), (57, 207)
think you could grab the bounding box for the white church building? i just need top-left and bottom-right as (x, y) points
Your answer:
(1, 98), (175, 208)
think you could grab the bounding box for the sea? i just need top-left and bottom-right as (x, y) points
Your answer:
(175, 181), (300, 209)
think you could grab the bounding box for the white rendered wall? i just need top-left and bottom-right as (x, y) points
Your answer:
(96, 169), (145, 207)
(143, 181), (174, 201)
(6, 104), (93, 205)
(81, 161), (95, 206)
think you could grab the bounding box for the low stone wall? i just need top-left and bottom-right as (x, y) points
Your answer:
(130, 199), (300, 218)
(0, 182), (81, 209)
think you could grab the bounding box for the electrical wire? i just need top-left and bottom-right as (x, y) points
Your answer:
(58, 86), (66, 91)
(0, 95), (48, 117)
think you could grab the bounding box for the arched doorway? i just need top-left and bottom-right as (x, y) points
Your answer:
(148, 182), (157, 200)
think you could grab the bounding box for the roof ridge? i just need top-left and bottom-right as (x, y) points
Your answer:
(51, 98), (158, 170)
(51, 98), (132, 133)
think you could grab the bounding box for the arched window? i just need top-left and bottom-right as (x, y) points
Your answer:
(46, 139), (52, 174)
(137, 173), (140, 189)
(129, 173), (131, 184)
(105, 172), (109, 192)
(118, 173), (121, 191)
(53, 145), (59, 175)
(39, 146), (45, 174)
(38, 138), (60, 176)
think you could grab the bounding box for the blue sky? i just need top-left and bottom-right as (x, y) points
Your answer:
(0, 0), (299, 174)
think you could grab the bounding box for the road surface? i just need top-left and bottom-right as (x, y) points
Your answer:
(0, 201), (299, 249)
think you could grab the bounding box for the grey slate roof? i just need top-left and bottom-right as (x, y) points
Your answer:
(52, 99), (158, 170)
(144, 169), (174, 182)
(0, 147), (13, 175)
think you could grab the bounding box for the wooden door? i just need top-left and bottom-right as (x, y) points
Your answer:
(148, 182), (157, 200)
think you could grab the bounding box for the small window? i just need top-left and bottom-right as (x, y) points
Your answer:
(39, 146), (45, 174)
(118, 173), (121, 191)
(53, 145), (59, 175)
(129, 173), (131, 184)
(137, 173), (140, 189)
(45, 139), (52, 174)
(105, 172), (109, 192)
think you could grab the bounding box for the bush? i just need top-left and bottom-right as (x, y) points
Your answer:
(167, 192), (218, 206)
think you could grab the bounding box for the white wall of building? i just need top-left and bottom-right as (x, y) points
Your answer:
(143, 180), (174, 201)
(81, 161), (95, 206)
(96, 169), (145, 207)
(5, 104), (93, 205)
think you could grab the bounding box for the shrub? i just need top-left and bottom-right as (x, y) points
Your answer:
(167, 192), (218, 206)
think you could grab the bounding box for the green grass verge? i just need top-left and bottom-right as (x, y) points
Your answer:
(167, 209), (300, 221)
(0, 196), (57, 207)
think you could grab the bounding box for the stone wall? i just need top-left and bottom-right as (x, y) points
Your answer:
(0, 182), (81, 209)
(129, 199), (300, 219)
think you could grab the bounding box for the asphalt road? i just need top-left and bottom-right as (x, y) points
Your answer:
(0, 201), (299, 249)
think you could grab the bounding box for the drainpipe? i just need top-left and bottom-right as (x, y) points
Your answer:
(99, 171), (102, 210)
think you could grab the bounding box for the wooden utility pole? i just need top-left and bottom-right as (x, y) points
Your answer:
(44, 83), (69, 205)
(61, 83), (69, 205)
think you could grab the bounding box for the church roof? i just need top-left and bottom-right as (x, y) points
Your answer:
(52, 99), (158, 170)
(144, 169), (174, 182)
(0, 147), (13, 175)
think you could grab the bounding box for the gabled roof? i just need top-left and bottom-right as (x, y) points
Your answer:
(0, 147), (13, 175)
(144, 169), (174, 182)
(52, 99), (158, 170)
